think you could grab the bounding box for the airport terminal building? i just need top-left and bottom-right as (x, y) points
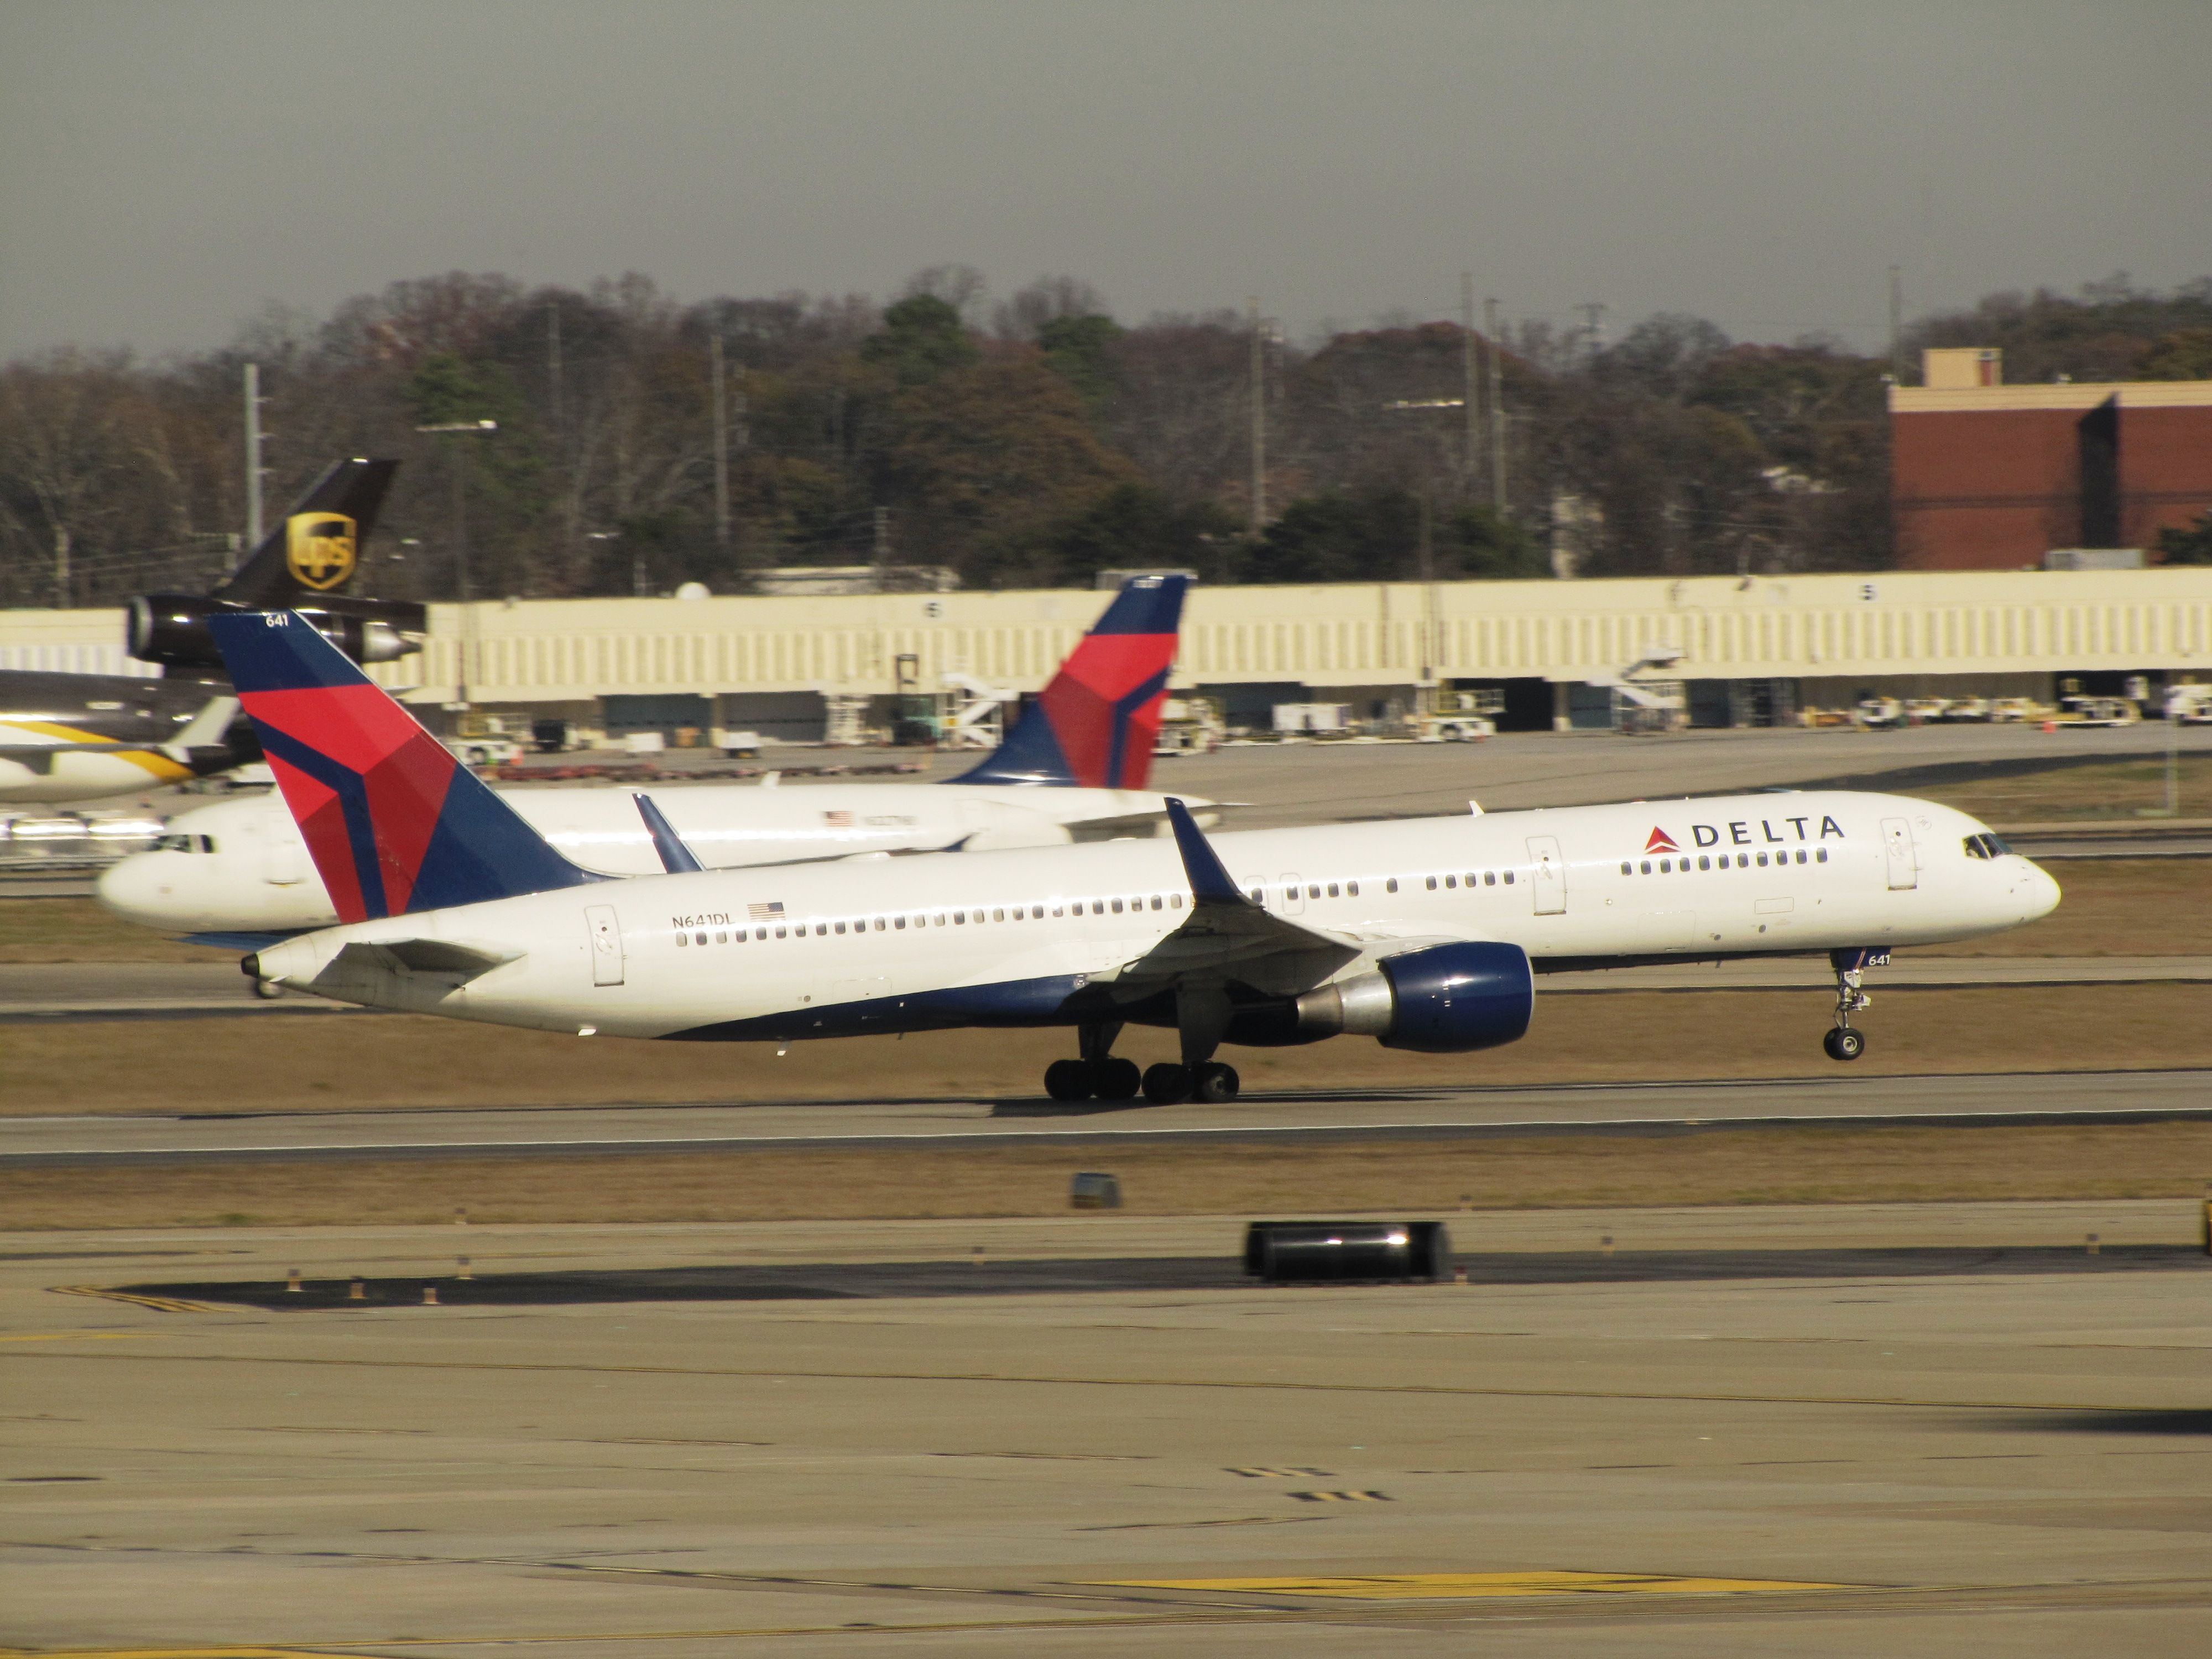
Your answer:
(6, 563), (2212, 737)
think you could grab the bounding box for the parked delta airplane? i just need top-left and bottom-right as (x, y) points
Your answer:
(98, 575), (1204, 939)
(207, 608), (2059, 1102)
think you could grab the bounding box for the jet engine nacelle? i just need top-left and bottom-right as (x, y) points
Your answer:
(1293, 941), (1533, 1053)
(129, 594), (421, 671)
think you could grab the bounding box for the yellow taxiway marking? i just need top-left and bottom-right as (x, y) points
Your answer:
(47, 1287), (213, 1314)
(1091, 1572), (1855, 1600)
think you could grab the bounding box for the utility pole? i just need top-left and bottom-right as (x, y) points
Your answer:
(1888, 265), (1905, 380)
(1484, 298), (1507, 512)
(546, 302), (564, 433)
(1460, 273), (1479, 493)
(1248, 295), (1267, 533)
(415, 419), (498, 712)
(708, 331), (731, 555)
(243, 362), (269, 547)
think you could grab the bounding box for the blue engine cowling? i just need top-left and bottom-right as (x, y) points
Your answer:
(1295, 941), (1533, 1053)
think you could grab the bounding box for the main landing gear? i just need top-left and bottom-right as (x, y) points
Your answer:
(1042, 1022), (1142, 1102)
(1040, 1015), (1244, 1105)
(1142, 1061), (1240, 1105)
(1823, 948), (1886, 1062)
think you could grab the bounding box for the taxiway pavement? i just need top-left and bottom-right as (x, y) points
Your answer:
(7, 1066), (2208, 1166)
(3, 1203), (2206, 1655)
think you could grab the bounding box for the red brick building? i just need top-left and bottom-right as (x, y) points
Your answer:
(1890, 348), (2212, 569)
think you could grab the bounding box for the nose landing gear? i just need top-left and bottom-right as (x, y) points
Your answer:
(1824, 948), (1888, 1062)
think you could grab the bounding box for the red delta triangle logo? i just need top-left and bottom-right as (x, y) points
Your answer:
(1642, 827), (1680, 855)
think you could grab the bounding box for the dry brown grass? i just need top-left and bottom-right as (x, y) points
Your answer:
(4, 983), (2206, 1118)
(1939, 858), (2212, 955)
(1925, 753), (2212, 823)
(8, 1121), (2210, 1231)
(0, 898), (231, 963)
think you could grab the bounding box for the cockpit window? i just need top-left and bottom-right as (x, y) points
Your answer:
(1962, 832), (2012, 859)
(153, 833), (217, 854)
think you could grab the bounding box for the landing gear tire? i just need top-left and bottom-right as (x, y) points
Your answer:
(1192, 1061), (1240, 1103)
(1142, 1062), (1192, 1105)
(1823, 1027), (1866, 1062)
(1093, 1057), (1142, 1101)
(250, 979), (285, 1001)
(1044, 1058), (1095, 1101)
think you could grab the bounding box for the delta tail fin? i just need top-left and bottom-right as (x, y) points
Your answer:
(212, 457), (399, 607)
(953, 573), (1187, 789)
(207, 611), (595, 923)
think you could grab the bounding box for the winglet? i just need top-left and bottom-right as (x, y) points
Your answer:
(632, 792), (704, 874)
(1165, 796), (1251, 907)
(161, 695), (242, 760)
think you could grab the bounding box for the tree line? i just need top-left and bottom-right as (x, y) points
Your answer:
(2, 268), (2207, 608)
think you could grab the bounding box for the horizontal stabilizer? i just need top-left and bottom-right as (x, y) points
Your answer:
(333, 937), (521, 978)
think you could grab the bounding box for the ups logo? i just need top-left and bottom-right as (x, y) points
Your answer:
(286, 512), (356, 592)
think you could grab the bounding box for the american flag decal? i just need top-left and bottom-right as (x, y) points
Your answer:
(748, 901), (785, 919)
(823, 810), (853, 827)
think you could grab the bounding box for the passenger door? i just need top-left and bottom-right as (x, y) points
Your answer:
(1881, 817), (1918, 890)
(585, 904), (625, 987)
(1526, 836), (1567, 915)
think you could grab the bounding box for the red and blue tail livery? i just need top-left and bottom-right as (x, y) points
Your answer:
(955, 573), (1187, 789)
(206, 612), (593, 922)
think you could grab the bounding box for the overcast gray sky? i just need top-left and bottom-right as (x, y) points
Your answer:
(3, 0), (2206, 361)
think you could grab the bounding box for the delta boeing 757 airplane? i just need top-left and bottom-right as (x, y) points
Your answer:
(210, 609), (2060, 1104)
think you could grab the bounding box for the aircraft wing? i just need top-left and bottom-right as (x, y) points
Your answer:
(1113, 800), (1364, 994)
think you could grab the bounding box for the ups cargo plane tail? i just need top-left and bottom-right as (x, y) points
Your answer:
(213, 607), (2058, 1100)
(0, 457), (413, 805)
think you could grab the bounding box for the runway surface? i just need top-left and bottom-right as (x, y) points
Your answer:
(6, 954), (2209, 1024)
(5, 1204), (2208, 1655)
(8, 1066), (2208, 1165)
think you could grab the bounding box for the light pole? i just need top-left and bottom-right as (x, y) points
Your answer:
(1383, 397), (1467, 718)
(415, 418), (498, 711)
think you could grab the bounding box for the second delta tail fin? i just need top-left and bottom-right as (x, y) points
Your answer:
(207, 611), (594, 924)
(953, 573), (1187, 790)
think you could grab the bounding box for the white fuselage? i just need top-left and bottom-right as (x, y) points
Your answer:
(248, 792), (2059, 1045)
(0, 731), (192, 804)
(97, 782), (1209, 933)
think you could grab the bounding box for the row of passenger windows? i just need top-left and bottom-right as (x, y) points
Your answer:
(676, 890), (1189, 947)
(1624, 849), (1828, 875)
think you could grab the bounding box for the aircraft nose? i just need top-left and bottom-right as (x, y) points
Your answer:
(95, 853), (172, 927)
(2017, 860), (2061, 921)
